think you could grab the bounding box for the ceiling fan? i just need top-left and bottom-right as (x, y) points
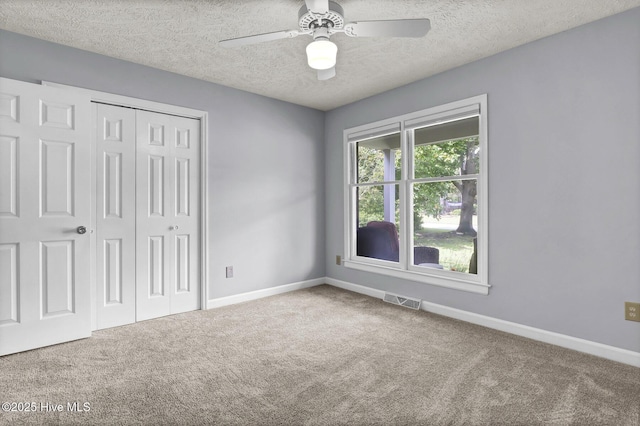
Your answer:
(220, 0), (431, 81)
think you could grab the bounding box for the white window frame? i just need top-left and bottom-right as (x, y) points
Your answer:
(343, 94), (489, 295)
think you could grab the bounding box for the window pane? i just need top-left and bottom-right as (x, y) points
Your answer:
(412, 180), (477, 274)
(356, 184), (400, 262)
(414, 121), (479, 179)
(356, 133), (401, 184)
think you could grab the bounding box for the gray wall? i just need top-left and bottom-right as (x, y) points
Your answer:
(325, 8), (640, 352)
(0, 29), (326, 300)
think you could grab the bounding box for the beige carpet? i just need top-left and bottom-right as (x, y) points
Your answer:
(1, 285), (638, 425)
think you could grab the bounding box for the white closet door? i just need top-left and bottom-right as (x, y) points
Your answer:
(135, 110), (200, 321)
(95, 103), (136, 329)
(0, 77), (91, 356)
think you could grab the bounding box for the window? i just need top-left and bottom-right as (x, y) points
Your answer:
(344, 95), (489, 294)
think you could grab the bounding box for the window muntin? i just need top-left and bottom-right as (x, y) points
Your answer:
(344, 95), (488, 294)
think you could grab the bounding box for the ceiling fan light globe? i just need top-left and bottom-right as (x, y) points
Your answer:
(306, 39), (338, 70)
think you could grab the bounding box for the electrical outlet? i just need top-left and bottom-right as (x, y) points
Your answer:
(625, 302), (640, 322)
(336, 255), (341, 265)
(225, 266), (233, 278)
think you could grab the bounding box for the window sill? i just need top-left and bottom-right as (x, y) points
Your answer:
(344, 260), (490, 295)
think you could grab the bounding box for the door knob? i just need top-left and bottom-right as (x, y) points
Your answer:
(77, 226), (87, 234)
(169, 225), (179, 231)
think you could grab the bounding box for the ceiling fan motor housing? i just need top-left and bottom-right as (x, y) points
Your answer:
(298, 1), (345, 31)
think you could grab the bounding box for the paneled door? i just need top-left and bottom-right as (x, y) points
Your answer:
(94, 103), (136, 329)
(135, 110), (200, 321)
(0, 77), (91, 356)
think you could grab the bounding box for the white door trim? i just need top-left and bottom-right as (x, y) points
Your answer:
(41, 81), (209, 330)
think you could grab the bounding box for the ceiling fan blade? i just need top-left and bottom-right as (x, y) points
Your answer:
(344, 19), (431, 38)
(317, 67), (336, 81)
(305, 0), (329, 14)
(220, 30), (300, 48)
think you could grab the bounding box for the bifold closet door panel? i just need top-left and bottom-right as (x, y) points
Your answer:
(95, 103), (136, 329)
(135, 110), (200, 321)
(169, 113), (200, 316)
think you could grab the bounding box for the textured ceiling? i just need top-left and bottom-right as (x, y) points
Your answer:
(1, 0), (639, 111)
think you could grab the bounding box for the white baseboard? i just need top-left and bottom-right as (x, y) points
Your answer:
(324, 278), (640, 367)
(325, 278), (386, 299)
(206, 278), (325, 309)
